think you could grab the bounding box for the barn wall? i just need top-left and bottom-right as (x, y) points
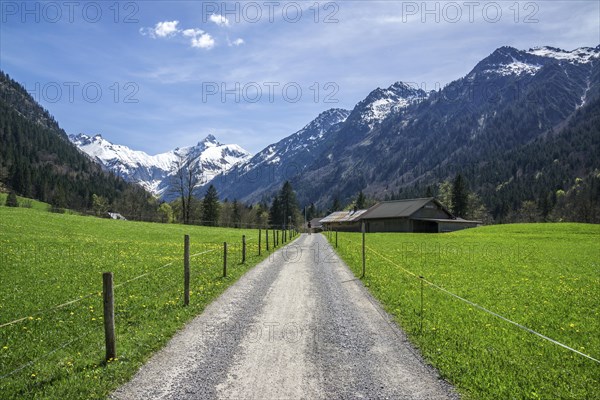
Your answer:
(322, 222), (361, 232)
(437, 221), (478, 232)
(412, 219), (438, 233)
(365, 218), (411, 232)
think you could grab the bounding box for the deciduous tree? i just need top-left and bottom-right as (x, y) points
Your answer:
(171, 154), (202, 224)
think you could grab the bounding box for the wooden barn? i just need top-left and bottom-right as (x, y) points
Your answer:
(320, 198), (480, 233)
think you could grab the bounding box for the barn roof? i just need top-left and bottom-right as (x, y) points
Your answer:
(360, 198), (453, 220)
(319, 211), (348, 223)
(340, 209), (369, 222)
(319, 209), (368, 223)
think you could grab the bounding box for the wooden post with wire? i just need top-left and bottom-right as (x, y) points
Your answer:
(266, 228), (269, 251)
(335, 230), (338, 248)
(361, 222), (366, 278)
(242, 235), (246, 263)
(258, 229), (262, 255)
(223, 242), (227, 277)
(184, 234), (190, 306)
(102, 272), (116, 361)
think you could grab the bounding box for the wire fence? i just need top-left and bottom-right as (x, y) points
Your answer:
(325, 229), (600, 365)
(0, 227), (300, 393)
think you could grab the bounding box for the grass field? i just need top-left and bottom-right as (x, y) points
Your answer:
(0, 193), (51, 211)
(0, 206), (289, 399)
(326, 224), (600, 399)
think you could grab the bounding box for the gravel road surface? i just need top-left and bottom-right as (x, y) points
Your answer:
(112, 233), (458, 399)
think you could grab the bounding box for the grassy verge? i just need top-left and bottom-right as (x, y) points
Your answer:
(0, 206), (286, 398)
(325, 224), (599, 399)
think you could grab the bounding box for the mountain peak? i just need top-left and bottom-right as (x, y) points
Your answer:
(69, 133), (106, 146)
(472, 46), (546, 77)
(203, 134), (219, 144)
(354, 81), (428, 125)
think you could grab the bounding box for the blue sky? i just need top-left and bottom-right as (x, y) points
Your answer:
(1, 1), (598, 154)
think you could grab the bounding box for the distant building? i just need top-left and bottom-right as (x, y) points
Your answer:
(307, 217), (324, 232)
(320, 198), (480, 233)
(108, 212), (127, 221)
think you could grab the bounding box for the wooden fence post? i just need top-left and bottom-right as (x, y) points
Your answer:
(266, 228), (269, 251)
(274, 229), (277, 247)
(242, 235), (246, 263)
(223, 242), (228, 277)
(184, 235), (190, 306)
(103, 272), (116, 361)
(361, 222), (366, 278)
(258, 229), (262, 256)
(335, 230), (338, 248)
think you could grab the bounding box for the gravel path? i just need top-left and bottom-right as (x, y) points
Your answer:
(112, 233), (458, 399)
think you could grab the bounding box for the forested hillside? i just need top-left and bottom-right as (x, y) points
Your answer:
(395, 96), (600, 222)
(0, 71), (155, 216)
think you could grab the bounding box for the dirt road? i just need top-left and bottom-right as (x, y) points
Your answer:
(112, 233), (458, 399)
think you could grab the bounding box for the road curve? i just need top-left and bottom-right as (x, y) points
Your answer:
(112, 233), (458, 400)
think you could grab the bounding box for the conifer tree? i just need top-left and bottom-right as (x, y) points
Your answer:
(356, 191), (366, 209)
(451, 174), (469, 218)
(202, 185), (220, 226)
(5, 191), (18, 207)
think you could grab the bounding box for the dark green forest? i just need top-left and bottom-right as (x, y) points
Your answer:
(387, 96), (600, 223)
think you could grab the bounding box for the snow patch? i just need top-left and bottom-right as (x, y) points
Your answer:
(496, 61), (542, 76)
(526, 46), (600, 63)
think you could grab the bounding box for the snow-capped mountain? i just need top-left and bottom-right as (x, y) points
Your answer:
(342, 81), (429, 131)
(471, 45), (600, 77)
(205, 108), (350, 202)
(287, 44), (600, 207)
(240, 108), (350, 170)
(69, 133), (251, 197)
(206, 82), (428, 203)
(357, 82), (429, 127)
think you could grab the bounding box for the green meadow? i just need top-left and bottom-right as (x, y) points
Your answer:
(0, 193), (51, 211)
(0, 206), (282, 399)
(327, 224), (600, 399)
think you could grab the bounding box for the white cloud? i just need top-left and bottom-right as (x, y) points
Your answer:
(209, 14), (230, 27)
(183, 28), (215, 49)
(141, 22), (215, 50)
(230, 38), (245, 46)
(191, 33), (215, 49)
(182, 28), (204, 37)
(154, 20), (180, 37)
